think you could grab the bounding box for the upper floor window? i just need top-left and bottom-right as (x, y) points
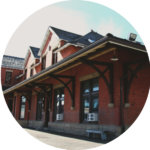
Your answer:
(42, 56), (46, 70)
(81, 78), (99, 123)
(52, 52), (58, 64)
(5, 71), (12, 84)
(30, 65), (34, 77)
(24, 69), (27, 80)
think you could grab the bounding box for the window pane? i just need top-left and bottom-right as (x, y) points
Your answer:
(20, 105), (25, 119)
(61, 88), (64, 98)
(83, 97), (89, 121)
(83, 81), (90, 93)
(5, 72), (12, 84)
(60, 100), (64, 113)
(92, 78), (99, 91)
(56, 101), (59, 114)
(22, 96), (26, 103)
(57, 89), (60, 98)
(92, 95), (99, 112)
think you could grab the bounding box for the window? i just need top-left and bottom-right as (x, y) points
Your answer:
(5, 72), (12, 84)
(42, 56), (46, 70)
(30, 65), (34, 77)
(36, 93), (45, 121)
(81, 78), (99, 122)
(49, 46), (51, 51)
(24, 69), (27, 79)
(52, 52), (58, 64)
(19, 96), (26, 119)
(54, 88), (64, 121)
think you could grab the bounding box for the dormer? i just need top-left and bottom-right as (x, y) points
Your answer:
(16, 46), (40, 80)
(53, 30), (104, 59)
(37, 26), (83, 66)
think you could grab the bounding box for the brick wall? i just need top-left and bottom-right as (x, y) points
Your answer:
(12, 48), (150, 133)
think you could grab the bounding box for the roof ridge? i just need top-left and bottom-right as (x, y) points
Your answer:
(30, 46), (40, 49)
(50, 26), (83, 37)
(70, 32), (90, 42)
(3, 55), (25, 60)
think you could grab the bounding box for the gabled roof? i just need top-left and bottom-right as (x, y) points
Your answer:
(2, 55), (24, 70)
(70, 31), (104, 45)
(24, 46), (40, 66)
(3, 34), (147, 95)
(54, 31), (104, 53)
(30, 46), (40, 59)
(38, 26), (83, 56)
(50, 26), (82, 42)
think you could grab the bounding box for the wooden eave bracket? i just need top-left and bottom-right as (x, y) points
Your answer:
(124, 57), (149, 104)
(26, 83), (53, 111)
(48, 74), (75, 109)
(79, 58), (114, 106)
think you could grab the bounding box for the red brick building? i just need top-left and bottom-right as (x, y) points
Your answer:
(2, 27), (150, 138)
(1, 55), (24, 113)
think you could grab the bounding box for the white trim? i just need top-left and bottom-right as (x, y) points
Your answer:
(108, 41), (147, 53)
(16, 73), (24, 79)
(6, 70), (13, 72)
(25, 66), (28, 70)
(24, 47), (40, 66)
(41, 51), (48, 58)
(30, 62), (35, 66)
(24, 48), (30, 66)
(30, 62), (41, 69)
(54, 43), (84, 53)
(51, 40), (61, 51)
(38, 27), (52, 56)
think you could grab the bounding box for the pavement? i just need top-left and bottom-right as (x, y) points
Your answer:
(24, 128), (111, 150)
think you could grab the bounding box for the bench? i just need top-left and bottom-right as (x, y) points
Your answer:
(86, 130), (107, 140)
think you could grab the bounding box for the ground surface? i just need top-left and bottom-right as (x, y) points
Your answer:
(25, 128), (107, 150)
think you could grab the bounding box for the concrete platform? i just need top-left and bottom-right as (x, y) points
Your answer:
(25, 128), (112, 150)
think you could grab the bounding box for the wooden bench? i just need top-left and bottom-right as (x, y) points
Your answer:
(86, 130), (107, 140)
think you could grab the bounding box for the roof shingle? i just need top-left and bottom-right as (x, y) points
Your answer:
(50, 26), (82, 42)
(30, 46), (40, 59)
(2, 55), (24, 70)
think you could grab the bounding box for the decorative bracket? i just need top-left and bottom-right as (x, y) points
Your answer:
(79, 58), (114, 106)
(124, 58), (148, 106)
(48, 74), (75, 109)
(25, 83), (53, 110)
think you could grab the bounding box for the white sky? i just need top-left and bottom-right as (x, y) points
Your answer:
(3, 0), (143, 58)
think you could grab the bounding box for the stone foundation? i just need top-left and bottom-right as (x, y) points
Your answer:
(17, 120), (28, 127)
(48, 122), (126, 138)
(28, 120), (45, 129)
